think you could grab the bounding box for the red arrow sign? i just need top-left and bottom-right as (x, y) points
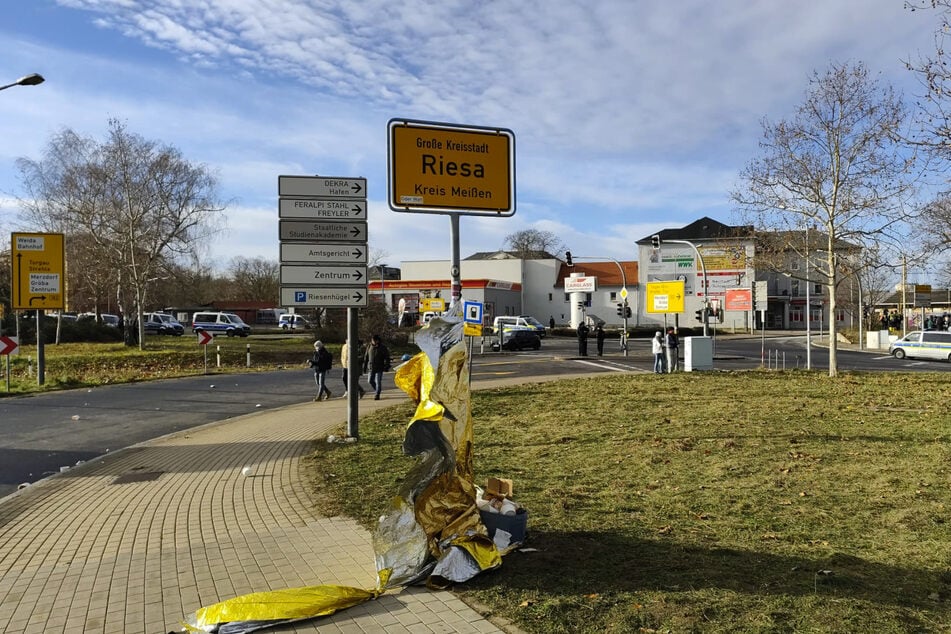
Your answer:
(197, 331), (213, 346)
(0, 335), (18, 356)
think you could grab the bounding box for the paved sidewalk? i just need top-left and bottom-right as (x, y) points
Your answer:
(0, 382), (525, 634)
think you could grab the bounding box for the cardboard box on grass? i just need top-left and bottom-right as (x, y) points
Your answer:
(483, 477), (513, 500)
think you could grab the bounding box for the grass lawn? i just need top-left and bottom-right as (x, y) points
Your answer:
(307, 371), (951, 633)
(0, 335), (320, 394)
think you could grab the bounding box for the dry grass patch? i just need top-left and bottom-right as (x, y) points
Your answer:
(307, 371), (951, 633)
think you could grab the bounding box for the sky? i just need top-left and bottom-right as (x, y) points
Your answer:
(0, 1), (943, 274)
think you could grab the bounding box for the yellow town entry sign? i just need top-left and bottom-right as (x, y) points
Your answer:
(387, 119), (515, 215)
(11, 232), (65, 310)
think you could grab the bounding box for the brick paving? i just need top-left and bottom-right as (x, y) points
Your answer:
(0, 386), (515, 634)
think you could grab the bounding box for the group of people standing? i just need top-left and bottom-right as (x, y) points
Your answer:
(651, 327), (679, 374)
(575, 322), (607, 356)
(309, 334), (391, 402)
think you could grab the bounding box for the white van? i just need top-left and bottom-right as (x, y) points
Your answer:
(278, 314), (310, 330)
(889, 330), (951, 361)
(192, 312), (252, 337)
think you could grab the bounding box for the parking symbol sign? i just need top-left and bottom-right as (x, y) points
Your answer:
(463, 301), (482, 324)
(295, 291), (306, 302)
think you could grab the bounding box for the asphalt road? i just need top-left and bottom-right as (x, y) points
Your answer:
(2, 333), (946, 499)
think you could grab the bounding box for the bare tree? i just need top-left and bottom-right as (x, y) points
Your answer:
(734, 61), (917, 376)
(17, 119), (226, 348)
(225, 256), (279, 302)
(503, 229), (563, 257)
(905, 1), (951, 255)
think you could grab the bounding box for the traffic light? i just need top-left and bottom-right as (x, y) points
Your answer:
(650, 235), (661, 249)
(616, 303), (624, 317)
(565, 250), (573, 266)
(624, 306), (632, 318)
(695, 309), (704, 322)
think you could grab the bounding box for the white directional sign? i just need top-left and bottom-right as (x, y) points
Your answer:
(280, 243), (367, 264)
(278, 174), (369, 310)
(279, 220), (367, 242)
(278, 175), (366, 198)
(281, 287), (368, 307)
(279, 198), (366, 219)
(280, 265), (367, 285)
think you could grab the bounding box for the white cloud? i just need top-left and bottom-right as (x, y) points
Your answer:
(0, 0), (943, 278)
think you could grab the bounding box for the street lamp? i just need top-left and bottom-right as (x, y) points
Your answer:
(0, 73), (45, 92)
(659, 238), (710, 336)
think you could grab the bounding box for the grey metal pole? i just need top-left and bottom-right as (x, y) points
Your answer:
(449, 214), (462, 312)
(347, 307), (359, 439)
(36, 310), (45, 386)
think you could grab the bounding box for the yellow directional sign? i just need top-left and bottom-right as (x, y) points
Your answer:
(646, 280), (685, 314)
(388, 119), (515, 215)
(11, 232), (65, 310)
(464, 323), (482, 337)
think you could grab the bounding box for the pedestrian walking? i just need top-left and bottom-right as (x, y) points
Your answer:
(549, 315), (555, 330)
(652, 331), (666, 373)
(577, 321), (590, 356)
(340, 339), (365, 399)
(665, 327), (679, 373)
(309, 340), (333, 401)
(362, 334), (391, 400)
(595, 324), (606, 356)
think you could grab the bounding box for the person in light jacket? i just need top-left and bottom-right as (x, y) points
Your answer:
(340, 339), (365, 399)
(652, 331), (666, 374)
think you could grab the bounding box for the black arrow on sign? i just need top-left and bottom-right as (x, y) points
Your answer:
(29, 295), (47, 305)
(351, 182), (363, 195)
(352, 247), (364, 259)
(353, 291), (364, 302)
(350, 226), (361, 237)
(352, 270), (363, 281)
(352, 205), (363, 215)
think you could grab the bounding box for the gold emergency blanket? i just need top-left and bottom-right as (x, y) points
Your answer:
(182, 582), (383, 633)
(376, 319), (500, 588)
(180, 313), (500, 633)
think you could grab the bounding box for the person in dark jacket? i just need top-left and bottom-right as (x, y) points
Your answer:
(309, 340), (333, 401)
(595, 324), (606, 356)
(665, 327), (679, 373)
(362, 334), (391, 400)
(577, 322), (589, 356)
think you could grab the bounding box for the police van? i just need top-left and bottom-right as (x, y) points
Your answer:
(888, 330), (951, 362)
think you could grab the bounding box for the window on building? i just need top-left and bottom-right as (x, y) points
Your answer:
(814, 282), (822, 295)
(548, 293), (553, 301)
(836, 309), (846, 322)
(790, 308), (803, 322)
(791, 279), (800, 297)
(790, 259), (800, 271)
(609, 291), (617, 301)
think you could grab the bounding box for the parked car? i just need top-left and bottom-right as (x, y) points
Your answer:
(143, 312), (184, 336)
(518, 315), (548, 338)
(889, 330), (951, 361)
(79, 312), (120, 327)
(491, 329), (541, 351)
(191, 312), (251, 337)
(278, 314), (311, 330)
